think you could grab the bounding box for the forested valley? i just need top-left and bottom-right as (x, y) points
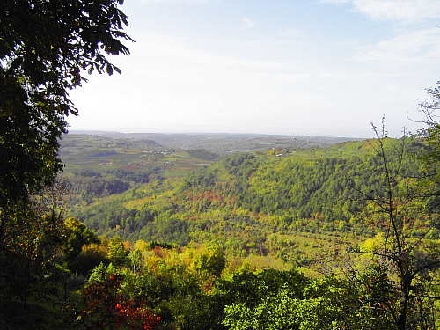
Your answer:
(2, 128), (438, 329)
(1, 1), (439, 329)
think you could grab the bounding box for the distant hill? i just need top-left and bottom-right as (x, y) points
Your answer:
(68, 130), (364, 154)
(60, 133), (429, 272)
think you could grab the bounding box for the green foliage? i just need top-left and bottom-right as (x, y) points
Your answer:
(69, 243), (108, 276)
(77, 264), (161, 330)
(0, 3), (131, 325)
(64, 217), (99, 262)
(65, 137), (430, 273)
(0, 0), (131, 212)
(140, 215), (190, 246)
(217, 268), (308, 307)
(352, 124), (439, 330)
(223, 272), (396, 330)
(419, 82), (440, 163)
(0, 192), (68, 303)
(0, 207), (73, 329)
(107, 237), (129, 267)
(192, 244), (226, 278)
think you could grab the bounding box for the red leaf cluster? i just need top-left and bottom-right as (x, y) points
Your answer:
(79, 273), (161, 329)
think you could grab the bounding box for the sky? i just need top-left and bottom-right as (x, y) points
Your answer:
(69, 0), (440, 137)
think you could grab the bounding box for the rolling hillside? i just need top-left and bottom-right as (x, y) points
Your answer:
(60, 133), (430, 272)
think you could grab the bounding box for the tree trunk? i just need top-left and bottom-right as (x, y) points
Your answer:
(397, 269), (412, 330)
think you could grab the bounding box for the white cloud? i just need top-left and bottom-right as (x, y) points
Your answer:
(242, 17), (255, 29)
(138, 0), (211, 5)
(70, 33), (338, 135)
(70, 4), (438, 138)
(322, 0), (440, 21)
(356, 28), (440, 65)
(278, 28), (305, 39)
(321, 0), (350, 4)
(354, 0), (440, 21)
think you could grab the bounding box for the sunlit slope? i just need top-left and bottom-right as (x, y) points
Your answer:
(62, 135), (427, 271)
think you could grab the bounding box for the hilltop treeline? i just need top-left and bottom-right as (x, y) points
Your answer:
(1, 134), (438, 329)
(66, 138), (433, 270)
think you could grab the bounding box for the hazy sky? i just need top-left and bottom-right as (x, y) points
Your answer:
(69, 0), (440, 137)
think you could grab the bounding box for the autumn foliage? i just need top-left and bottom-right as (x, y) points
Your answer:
(79, 273), (160, 330)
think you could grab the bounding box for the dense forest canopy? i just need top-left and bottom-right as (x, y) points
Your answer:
(0, 1), (438, 329)
(0, 0), (131, 216)
(57, 127), (438, 329)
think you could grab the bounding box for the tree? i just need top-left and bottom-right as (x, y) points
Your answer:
(0, 180), (69, 308)
(418, 82), (440, 162)
(357, 114), (439, 330)
(417, 81), (440, 213)
(63, 216), (100, 272)
(0, 0), (132, 248)
(107, 236), (129, 267)
(77, 264), (161, 330)
(223, 274), (394, 330)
